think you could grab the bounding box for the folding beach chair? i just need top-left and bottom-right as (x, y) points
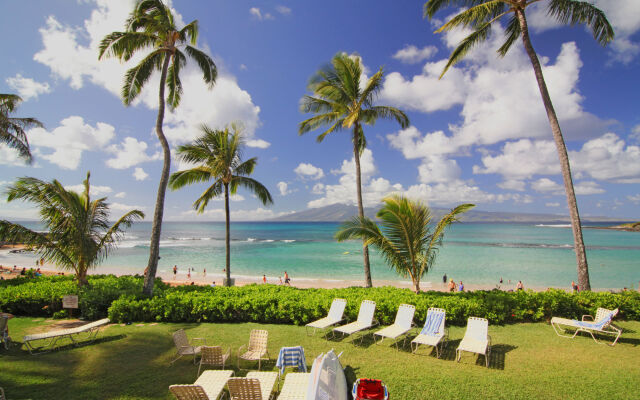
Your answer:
(411, 308), (448, 357)
(238, 329), (270, 370)
(373, 304), (415, 349)
(275, 346), (307, 374)
(198, 346), (231, 376)
(456, 317), (491, 367)
(551, 307), (622, 346)
(171, 329), (207, 365)
(305, 298), (347, 335)
(169, 370), (234, 400)
(23, 318), (110, 355)
(333, 300), (378, 344)
(228, 372), (278, 400)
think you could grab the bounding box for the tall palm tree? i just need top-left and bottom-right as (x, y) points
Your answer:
(0, 93), (43, 163)
(168, 124), (273, 287)
(424, 0), (615, 291)
(0, 173), (144, 286)
(299, 53), (410, 288)
(99, 0), (217, 295)
(336, 195), (474, 293)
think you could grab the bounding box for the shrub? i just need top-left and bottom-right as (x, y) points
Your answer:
(2, 276), (638, 325)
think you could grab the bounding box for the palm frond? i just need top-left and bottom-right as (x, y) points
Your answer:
(362, 106), (410, 129)
(298, 113), (344, 136)
(98, 31), (157, 61)
(184, 45), (217, 87)
(440, 21), (492, 78)
(232, 176), (274, 205)
(168, 167), (214, 190)
(547, 0), (614, 45)
(98, 209), (145, 258)
(436, 0), (506, 32)
(121, 50), (165, 105)
(234, 157), (257, 176)
(193, 180), (224, 212)
(179, 20), (199, 45)
(498, 14), (521, 56)
(166, 50), (185, 108)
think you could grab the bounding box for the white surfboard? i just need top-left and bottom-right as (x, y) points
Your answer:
(306, 350), (348, 400)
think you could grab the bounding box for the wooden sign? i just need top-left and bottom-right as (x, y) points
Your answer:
(62, 295), (78, 309)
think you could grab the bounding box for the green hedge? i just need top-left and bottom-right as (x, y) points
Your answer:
(0, 275), (167, 320)
(1, 276), (638, 325)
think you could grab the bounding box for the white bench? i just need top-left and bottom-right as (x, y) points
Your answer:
(23, 318), (110, 354)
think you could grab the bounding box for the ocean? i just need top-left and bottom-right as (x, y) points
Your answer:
(1, 221), (638, 289)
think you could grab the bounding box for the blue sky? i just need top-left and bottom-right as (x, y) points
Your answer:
(1, 0), (639, 221)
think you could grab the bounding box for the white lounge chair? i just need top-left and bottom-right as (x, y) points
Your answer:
(374, 304), (415, 349)
(198, 346), (231, 376)
(238, 329), (270, 370)
(171, 329), (208, 365)
(411, 308), (448, 358)
(456, 317), (491, 367)
(277, 373), (310, 400)
(169, 370), (234, 400)
(228, 372), (278, 400)
(305, 298), (347, 335)
(551, 307), (622, 346)
(23, 318), (110, 355)
(333, 300), (377, 343)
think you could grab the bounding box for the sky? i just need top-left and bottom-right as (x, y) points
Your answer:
(1, 0), (639, 221)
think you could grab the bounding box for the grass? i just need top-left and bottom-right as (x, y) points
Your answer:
(1, 318), (639, 399)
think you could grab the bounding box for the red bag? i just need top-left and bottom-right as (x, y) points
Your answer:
(352, 378), (389, 400)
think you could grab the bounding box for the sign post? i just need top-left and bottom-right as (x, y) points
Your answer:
(62, 295), (78, 318)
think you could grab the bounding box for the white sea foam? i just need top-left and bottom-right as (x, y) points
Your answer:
(282, 240), (295, 243)
(262, 239), (274, 243)
(246, 238), (257, 242)
(535, 224), (571, 228)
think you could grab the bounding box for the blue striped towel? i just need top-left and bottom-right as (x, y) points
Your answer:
(420, 312), (444, 336)
(577, 312), (613, 330)
(276, 346), (307, 374)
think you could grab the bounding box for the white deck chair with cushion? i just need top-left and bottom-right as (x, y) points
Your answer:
(228, 372), (278, 400)
(277, 373), (311, 400)
(411, 308), (448, 358)
(333, 300), (378, 343)
(169, 370), (234, 400)
(374, 304), (415, 349)
(238, 329), (270, 370)
(305, 298), (347, 335)
(198, 346), (231, 376)
(171, 329), (207, 365)
(551, 307), (622, 346)
(456, 317), (491, 367)
(23, 318), (110, 355)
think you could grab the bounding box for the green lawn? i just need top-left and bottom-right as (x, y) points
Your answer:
(1, 318), (639, 399)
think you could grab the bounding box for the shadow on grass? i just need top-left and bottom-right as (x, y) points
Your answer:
(344, 365), (360, 389)
(17, 333), (127, 355)
(486, 344), (517, 370)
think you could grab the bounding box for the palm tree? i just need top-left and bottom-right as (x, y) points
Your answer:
(99, 0), (217, 295)
(299, 53), (410, 288)
(0, 173), (144, 286)
(336, 195), (474, 293)
(0, 93), (43, 163)
(168, 124), (273, 287)
(424, 0), (615, 291)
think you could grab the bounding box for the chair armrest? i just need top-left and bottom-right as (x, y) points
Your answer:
(192, 337), (207, 345)
(372, 319), (380, 328)
(487, 335), (492, 347)
(224, 347), (231, 357)
(581, 315), (594, 322)
(238, 344), (247, 354)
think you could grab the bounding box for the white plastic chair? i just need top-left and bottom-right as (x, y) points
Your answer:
(305, 299), (347, 335)
(411, 308), (448, 357)
(551, 308), (622, 346)
(333, 300), (377, 344)
(456, 317), (491, 367)
(373, 304), (415, 349)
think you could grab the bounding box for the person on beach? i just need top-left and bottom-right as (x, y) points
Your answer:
(279, 276), (283, 285)
(284, 271), (290, 285)
(458, 281), (464, 292)
(571, 280), (578, 293)
(211, 281), (216, 287)
(203, 268), (206, 278)
(40, 258), (44, 266)
(516, 280), (524, 290)
(263, 274), (267, 284)
(173, 265), (177, 279)
(442, 273), (447, 285)
(448, 279), (456, 292)
(500, 277), (503, 284)
(20, 267), (25, 276)
(187, 268), (191, 279)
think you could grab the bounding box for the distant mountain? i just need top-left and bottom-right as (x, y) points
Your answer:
(269, 203), (627, 223)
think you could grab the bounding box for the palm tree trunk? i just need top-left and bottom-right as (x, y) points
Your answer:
(224, 182), (231, 287)
(353, 124), (373, 288)
(516, 9), (591, 291)
(142, 54), (172, 296)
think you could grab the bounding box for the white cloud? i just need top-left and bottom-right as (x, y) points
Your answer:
(250, 7), (273, 20)
(34, 0), (264, 147)
(6, 74), (51, 100)
(570, 133), (640, 184)
(392, 45), (438, 64)
(497, 179), (526, 192)
(574, 181), (605, 195)
(180, 207), (281, 221)
(277, 181), (292, 196)
(105, 137), (161, 169)
(294, 163), (324, 180)
(474, 139), (559, 179)
(627, 194), (640, 205)
(246, 139), (270, 149)
(0, 144), (29, 167)
(311, 183), (324, 195)
(133, 167), (149, 181)
(65, 184), (112, 197)
(27, 116), (115, 170)
(546, 202), (561, 208)
(404, 181), (533, 206)
(114, 192), (126, 199)
(417, 155), (461, 184)
(275, 5), (292, 15)
(110, 202), (146, 213)
(531, 178), (563, 194)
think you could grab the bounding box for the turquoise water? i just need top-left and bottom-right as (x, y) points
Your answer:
(3, 221), (639, 289)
